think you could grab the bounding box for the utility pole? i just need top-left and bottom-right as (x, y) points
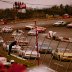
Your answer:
(35, 21), (39, 65)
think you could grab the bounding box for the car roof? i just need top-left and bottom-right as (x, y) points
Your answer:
(22, 50), (38, 54)
(26, 24), (35, 26)
(36, 42), (52, 49)
(3, 26), (11, 28)
(57, 21), (65, 22)
(57, 48), (71, 53)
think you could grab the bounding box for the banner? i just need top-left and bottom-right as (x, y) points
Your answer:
(20, 3), (26, 9)
(14, 2), (26, 9)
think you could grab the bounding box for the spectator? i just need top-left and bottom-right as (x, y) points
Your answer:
(8, 41), (17, 55)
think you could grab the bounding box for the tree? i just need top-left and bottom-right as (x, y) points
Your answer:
(64, 5), (72, 15)
(59, 4), (65, 16)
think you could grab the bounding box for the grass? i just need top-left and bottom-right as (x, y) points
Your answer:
(0, 45), (35, 67)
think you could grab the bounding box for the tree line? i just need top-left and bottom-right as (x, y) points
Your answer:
(0, 4), (72, 20)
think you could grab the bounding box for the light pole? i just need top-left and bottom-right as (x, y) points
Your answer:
(35, 21), (39, 65)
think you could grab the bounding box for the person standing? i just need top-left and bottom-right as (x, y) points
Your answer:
(8, 41), (17, 55)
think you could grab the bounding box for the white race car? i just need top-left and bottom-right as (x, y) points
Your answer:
(12, 30), (24, 37)
(1, 26), (13, 33)
(25, 24), (35, 30)
(66, 23), (72, 28)
(28, 29), (37, 36)
(53, 21), (66, 26)
(18, 50), (40, 59)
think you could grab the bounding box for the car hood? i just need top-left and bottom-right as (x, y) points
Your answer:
(54, 22), (61, 24)
(67, 24), (72, 26)
(58, 52), (72, 56)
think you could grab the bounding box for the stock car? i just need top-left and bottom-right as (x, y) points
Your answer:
(52, 48), (72, 61)
(12, 29), (24, 37)
(25, 24), (35, 30)
(18, 50), (40, 59)
(36, 26), (46, 33)
(16, 36), (29, 46)
(53, 21), (67, 26)
(27, 29), (37, 36)
(1, 26), (13, 33)
(66, 23), (72, 28)
(35, 42), (52, 54)
(28, 26), (46, 35)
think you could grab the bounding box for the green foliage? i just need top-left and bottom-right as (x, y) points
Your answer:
(7, 55), (35, 67)
(0, 4), (72, 19)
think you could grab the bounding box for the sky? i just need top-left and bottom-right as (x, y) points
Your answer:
(0, 0), (72, 9)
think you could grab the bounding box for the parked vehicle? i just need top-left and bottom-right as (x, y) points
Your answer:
(0, 19), (7, 24)
(18, 50), (40, 59)
(1, 26), (13, 33)
(28, 29), (37, 36)
(36, 26), (46, 33)
(55, 36), (72, 43)
(25, 24), (35, 30)
(66, 23), (72, 28)
(63, 14), (70, 19)
(16, 36), (29, 46)
(53, 21), (67, 26)
(52, 48), (72, 61)
(35, 42), (52, 54)
(12, 29), (24, 37)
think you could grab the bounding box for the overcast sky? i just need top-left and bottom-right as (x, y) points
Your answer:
(0, 0), (72, 9)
